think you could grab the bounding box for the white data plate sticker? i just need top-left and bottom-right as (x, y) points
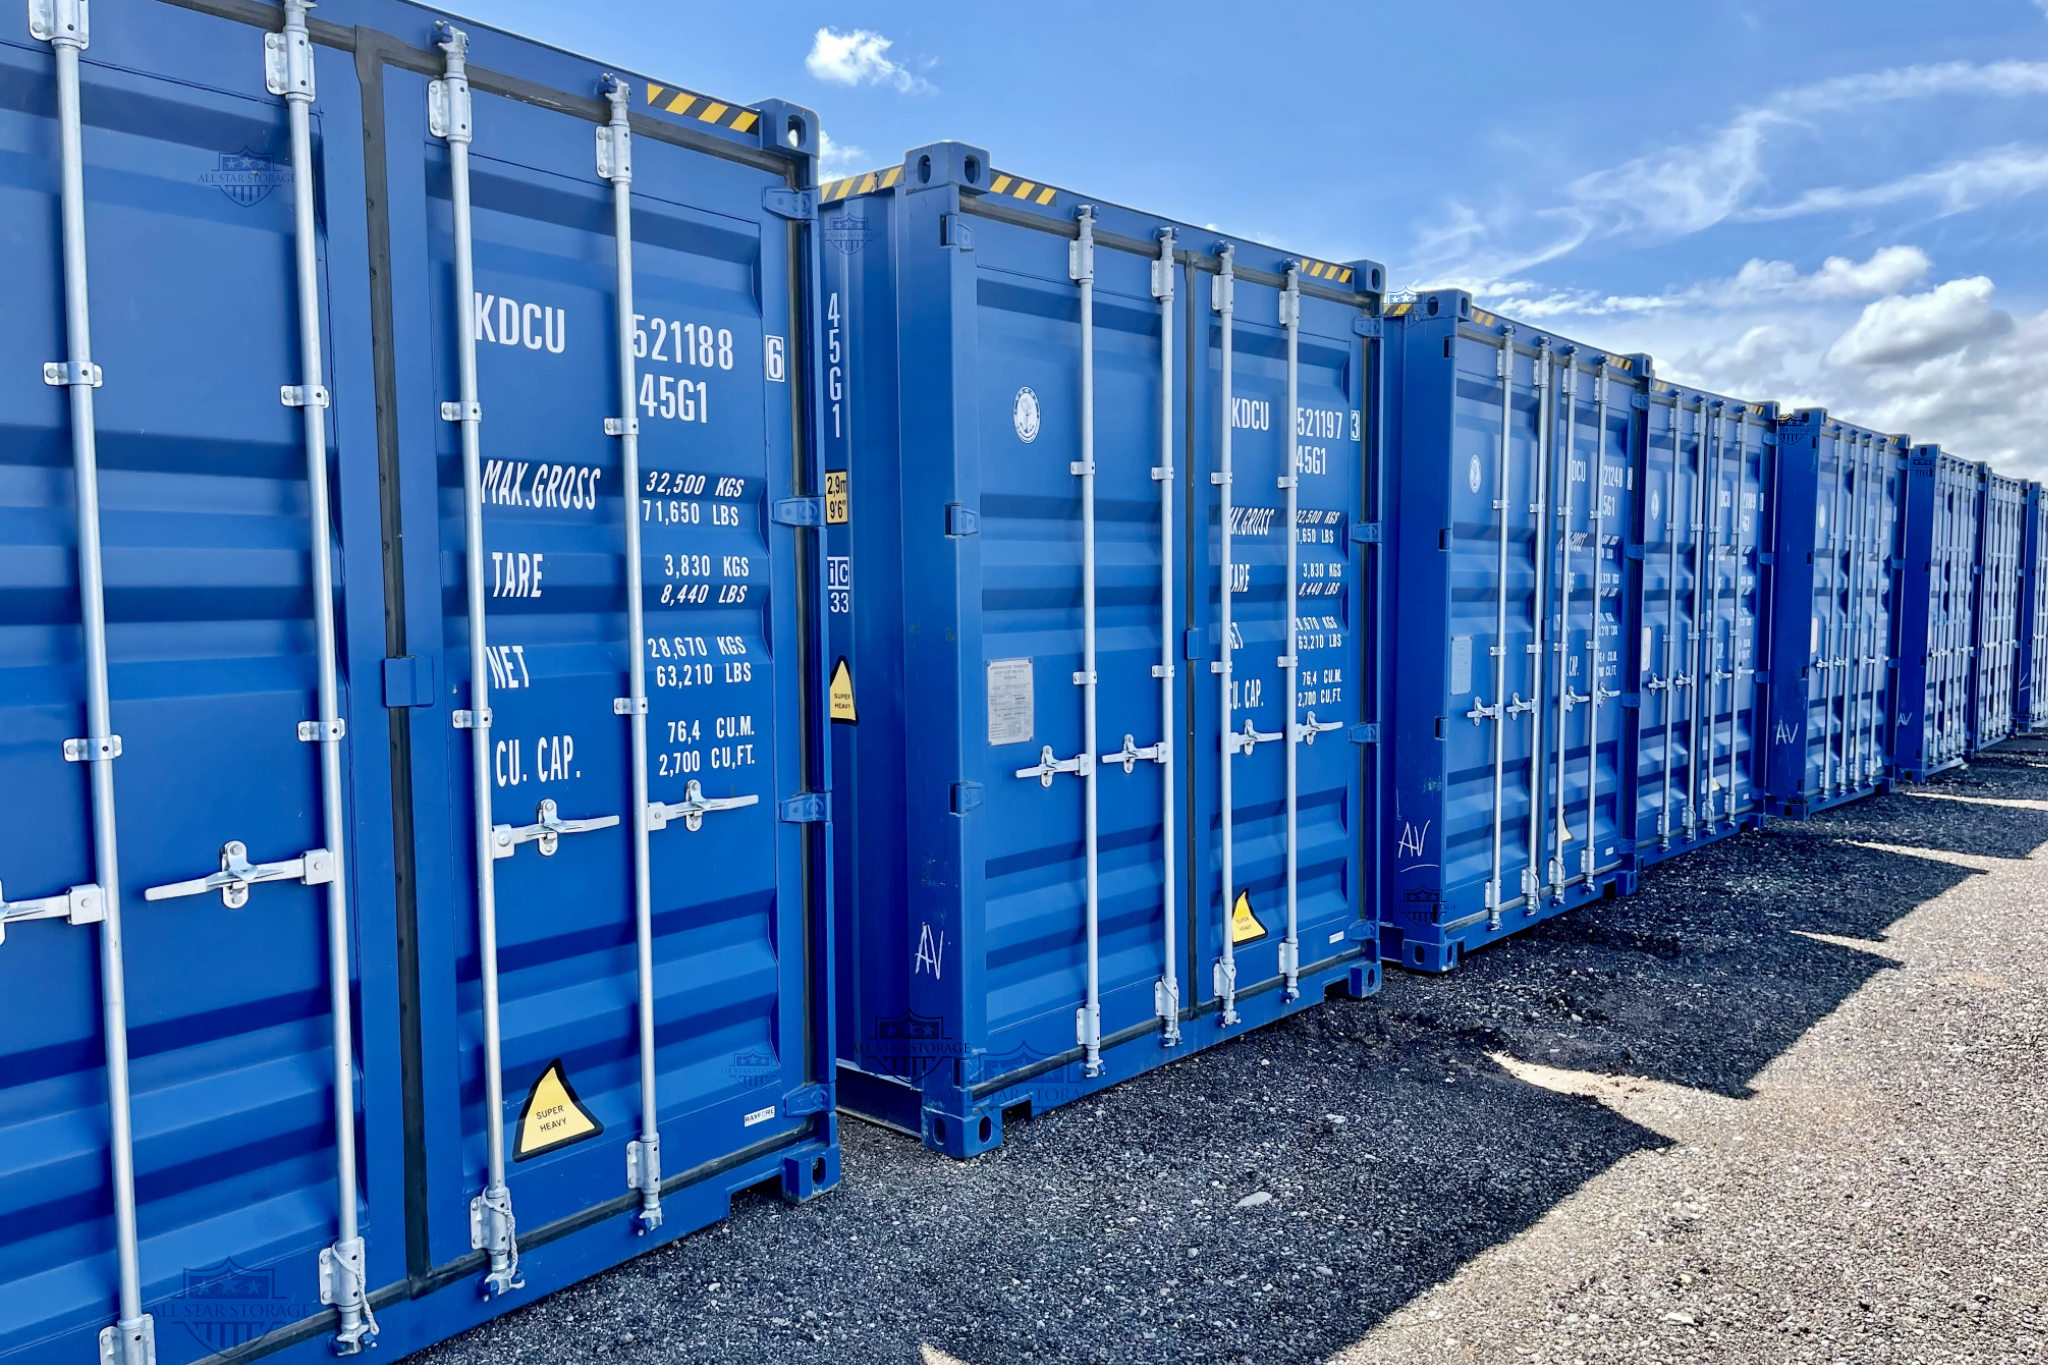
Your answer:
(987, 658), (1034, 746)
(1449, 636), (1473, 696)
(743, 1105), (776, 1127)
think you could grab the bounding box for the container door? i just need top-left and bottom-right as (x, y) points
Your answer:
(1636, 392), (1700, 847)
(954, 203), (1181, 1079)
(2023, 490), (2048, 731)
(1405, 327), (1540, 925)
(1711, 409), (1766, 822)
(1189, 255), (1372, 998)
(1812, 429), (1853, 797)
(1547, 358), (1637, 885)
(1975, 477), (2022, 747)
(386, 72), (820, 1259)
(1929, 460), (1977, 768)
(0, 11), (393, 1362)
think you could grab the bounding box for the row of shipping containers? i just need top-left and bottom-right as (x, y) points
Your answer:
(4, 3), (2046, 1365)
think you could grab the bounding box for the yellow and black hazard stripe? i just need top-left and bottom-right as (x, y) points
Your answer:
(1295, 257), (1355, 285)
(986, 172), (1058, 207)
(819, 165), (905, 202)
(1384, 300), (1414, 317)
(642, 82), (759, 134)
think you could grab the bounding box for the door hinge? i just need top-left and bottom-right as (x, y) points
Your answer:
(1345, 921), (1377, 942)
(951, 781), (984, 814)
(1754, 669), (1770, 684)
(783, 1083), (829, 1116)
(946, 503), (979, 537)
(779, 792), (829, 823)
(1184, 628), (1208, 661)
(1620, 693), (1641, 710)
(940, 214), (974, 251)
(1351, 317), (1383, 339)
(762, 188), (814, 221)
(1349, 723), (1379, 744)
(1624, 544), (1645, 560)
(772, 496), (825, 527)
(383, 655), (437, 708)
(1350, 521), (1382, 545)
(1630, 392), (1650, 411)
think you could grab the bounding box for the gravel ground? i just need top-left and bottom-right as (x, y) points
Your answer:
(414, 743), (2048, 1365)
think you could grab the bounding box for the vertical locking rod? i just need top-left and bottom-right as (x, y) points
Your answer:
(1684, 404), (1710, 836)
(433, 24), (521, 1298)
(1658, 400), (1681, 849)
(598, 75), (664, 1233)
(1277, 264), (1301, 1000)
(1550, 353), (1577, 897)
(1823, 426), (1847, 793)
(1704, 406), (1728, 824)
(1211, 246), (1240, 1027)
(1846, 434), (1873, 785)
(1582, 363), (1608, 877)
(1071, 207), (1103, 1076)
(1486, 328), (1514, 930)
(1523, 341), (1551, 905)
(270, 0), (374, 1347)
(32, 3), (153, 1361)
(1723, 411), (1745, 820)
(1152, 229), (1180, 1046)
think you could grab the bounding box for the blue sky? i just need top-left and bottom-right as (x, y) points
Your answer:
(459, 0), (2048, 476)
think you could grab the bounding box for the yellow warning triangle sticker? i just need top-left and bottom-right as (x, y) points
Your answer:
(514, 1059), (602, 1161)
(1230, 889), (1268, 945)
(830, 657), (857, 724)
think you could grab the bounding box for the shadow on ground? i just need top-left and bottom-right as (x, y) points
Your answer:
(412, 748), (2048, 1365)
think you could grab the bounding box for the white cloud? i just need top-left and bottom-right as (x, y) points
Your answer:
(818, 130), (868, 179)
(1826, 276), (2010, 367)
(805, 28), (932, 93)
(1513, 266), (2048, 478)
(1724, 246), (1931, 301)
(1744, 145), (2048, 220)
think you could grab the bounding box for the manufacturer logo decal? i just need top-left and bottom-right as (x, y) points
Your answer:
(1648, 489), (1661, 522)
(1467, 455), (1482, 493)
(1013, 387), (1041, 443)
(199, 148), (290, 207)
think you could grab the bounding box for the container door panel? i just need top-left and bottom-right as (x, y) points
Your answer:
(968, 219), (1175, 1062)
(411, 89), (808, 1236)
(0, 22), (386, 1364)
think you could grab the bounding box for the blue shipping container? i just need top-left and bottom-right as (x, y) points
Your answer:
(1, 2), (835, 1363)
(1630, 382), (1774, 865)
(1969, 469), (2025, 752)
(1893, 445), (1982, 781)
(819, 145), (1383, 1157)
(1381, 292), (1642, 973)
(1762, 411), (1909, 818)
(2020, 483), (2048, 733)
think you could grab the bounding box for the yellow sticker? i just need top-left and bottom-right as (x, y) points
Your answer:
(825, 469), (849, 525)
(829, 657), (857, 724)
(1230, 889), (1268, 945)
(513, 1059), (602, 1161)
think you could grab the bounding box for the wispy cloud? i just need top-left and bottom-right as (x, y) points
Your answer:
(805, 28), (933, 94)
(1408, 59), (2048, 281)
(1744, 145), (2048, 220)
